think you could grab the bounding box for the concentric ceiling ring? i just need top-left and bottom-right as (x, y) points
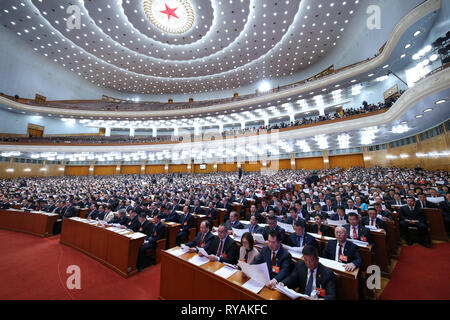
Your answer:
(143, 0), (195, 34)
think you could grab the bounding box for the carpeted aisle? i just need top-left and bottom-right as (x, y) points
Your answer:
(379, 242), (450, 300)
(0, 229), (160, 300)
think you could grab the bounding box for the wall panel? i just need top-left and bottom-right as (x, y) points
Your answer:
(65, 166), (89, 176)
(217, 163), (237, 172)
(242, 162), (262, 172)
(145, 165), (166, 174)
(120, 165), (141, 175)
(329, 154), (364, 169)
(94, 166), (116, 176)
(169, 164), (188, 173)
(193, 164), (214, 173)
(295, 157), (324, 170)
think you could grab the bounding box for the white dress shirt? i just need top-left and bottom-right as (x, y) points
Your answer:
(335, 241), (346, 261)
(306, 267), (318, 295)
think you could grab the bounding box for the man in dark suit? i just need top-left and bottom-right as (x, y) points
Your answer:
(262, 215), (285, 243)
(148, 203), (159, 217)
(322, 226), (362, 272)
(62, 200), (76, 218)
(252, 230), (292, 288)
(417, 193), (436, 209)
(245, 215), (263, 234)
(136, 213), (167, 271)
(287, 220), (317, 249)
(176, 206), (194, 245)
(203, 224), (239, 265)
(310, 215), (330, 236)
(361, 208), (387, 231)
(344, 212), (373, 245)
(329, 206), (348, 223)
(164, 202), (179, 223)
(186, 221), (215, 253)
(374, 203), (393, 221)
(439, 193), (450, 231)
(124, 210), (140, 231)
(205, 201), (217, 225)
(322, 199), (336, 214)
(95, 205), (106, 220)
(310, 203), (328, 220)
(136, 213), (153, 236)
(246, 204), (264, 223)
(225, 211), (245, 232)
(111, 209), (130, 226)
(399, 197), (431, 247)
(279, 245), (336, 300)
(389, 193), (406, 207)
(286, 207), (305, 225)
(191, 200), (203, 215)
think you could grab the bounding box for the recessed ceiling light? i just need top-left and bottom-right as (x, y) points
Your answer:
(405, 43), (411, 49)
(413, 30), (421, 37)
(435, 99), (446, 104)
(424, 108), (433, 112)
(415, 114), (423, 118)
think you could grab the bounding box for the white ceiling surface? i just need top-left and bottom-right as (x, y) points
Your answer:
(1, 66), (449, 155)
(0, 0), (370, 95)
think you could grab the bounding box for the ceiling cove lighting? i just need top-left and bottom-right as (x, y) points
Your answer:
(314, 135), (328, 150)
(392, 124), (409, 134)
(435, 99), (446, 105)
(337, 134), (350, 149)
(360, 126), (379, 145)
(258, 80), (271, 93)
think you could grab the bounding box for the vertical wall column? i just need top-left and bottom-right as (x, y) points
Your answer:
(415, 134), (425, 168)
(129, 127), (135, 137)
(187, 159), (192, 173)
(290, 153), (296, 170)
(141, 160), (146, 174)
(322, 151), (330, 169)
(362, 146), (371, 168)
(89, 161), (95, 175)
(105, 127), (111, 137)
(116, 161), (121, 174)
(164, 160), (169, 174)
(152, 127), (157, 138)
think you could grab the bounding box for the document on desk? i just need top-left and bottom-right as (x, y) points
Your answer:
(347, 239), (369, 247)
(427, 196), (444, 203)
(232, 227), (246, 238)
(345, 209), (358, 215)
(364, 225), (378, 231)
(238, 261), (270, 286)
(282, 245), (304, 259)
(326, 219), (347, 226)
(196, 246), (209, 257)
(253, 233), (265, 244)
(168, 248), (188, 257)
(214, 265), (238, 279)
(307, 232), (333, 241)
(188, 254), (210, 266)
(275, 284), (310, 300)
(278, 222), (294, 233)
(126, 232), (146, 240)
(241, 278), (265, 294)
(165, 222), (177, 225)
(318, 257), (347, 273)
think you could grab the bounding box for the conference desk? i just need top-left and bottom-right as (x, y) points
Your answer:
(163, 222), (181, 249)
(0, 208), (59, 237)
(78, 207), (90, 219)
(60, 217), (146, 278)
(424, 208), (448, 241)
(160, 246), (359, 300)
(160, 247), (292, 300)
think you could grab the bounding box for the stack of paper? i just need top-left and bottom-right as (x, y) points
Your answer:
(319, 257), (348, 274)
(347, 238), (369, 247)
(238, 261), (270, 286)
(241, 278), (265, 294)
(278, 222), (294, 233)
(326, 219), (347, 226)
(126, 232), (146, 240)
(253, 233), (265, 244)
(427, 197), (444, 203)
(232, 227), (246, 238)
(307, 232), (333, 241)
(214, 265), (238, 279)
(275, 284), (311, 300)
(168, 248), (188, 257)
(188, 254), (210, 266)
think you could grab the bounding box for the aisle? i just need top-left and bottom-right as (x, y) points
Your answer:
(0, 229), (160, 300)
(379, 242), (450, 300)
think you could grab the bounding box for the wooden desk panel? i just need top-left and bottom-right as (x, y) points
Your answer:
(164, 222), (181, 249)
(424, 208), (448, 241)
(160, 248), (291, 300)
(216, 208), (226, 224)
(0, 208), (59, 237)
(60, 218), (145, 278)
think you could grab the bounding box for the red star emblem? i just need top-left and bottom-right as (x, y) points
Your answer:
(160, 3), (179, 20)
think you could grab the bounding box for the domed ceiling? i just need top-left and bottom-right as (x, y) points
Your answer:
(0, 0), (361, 94)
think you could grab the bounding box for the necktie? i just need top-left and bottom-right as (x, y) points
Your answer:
(338, 244), (343, 261)
(199, 233), (205, 247)
(298, 236), (302, 247)
(305, 270), (314, 296)
(271, 251), (276, 266)
(217, 239), (224, 257)
(353, 227), (357, 239)
(371, 219), (375, 226)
